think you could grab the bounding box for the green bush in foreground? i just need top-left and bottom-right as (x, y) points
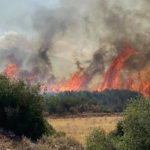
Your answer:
(0, 75), (55, 140)
(122, 96), (150, 150)
(86, 128), (115, 150)
(86, 96), (150, 150)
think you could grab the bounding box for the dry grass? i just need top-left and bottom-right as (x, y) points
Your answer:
(0, 133), (19, 150)
(47, 115), (122, 144)
(0, 115), (122, 149)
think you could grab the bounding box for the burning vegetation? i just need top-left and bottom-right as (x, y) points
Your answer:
(2, 45), (150, 97)
(1, 0), (150, 96)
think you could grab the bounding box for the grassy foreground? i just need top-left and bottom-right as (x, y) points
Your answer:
(47, 115), (122, 144)
(0, 114), (121, 149)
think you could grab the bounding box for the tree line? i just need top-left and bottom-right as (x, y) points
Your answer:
(44, 89), (141, 115)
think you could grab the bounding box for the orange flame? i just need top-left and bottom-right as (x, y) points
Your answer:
(136, 70), (150, 96)
(96, 46), (137, 91)
(40, 83), (47, 93)
(2, 45), (150, 96)
(3, 62), (19, 78)
(51, 67), (87, 92)
(59, 68), (86, 92)
(94, 46), (150, 96)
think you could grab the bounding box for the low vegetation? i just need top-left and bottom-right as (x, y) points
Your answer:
(0, 133), (84, 150)
(19, 135), (84, 150)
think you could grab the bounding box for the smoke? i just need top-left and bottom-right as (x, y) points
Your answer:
(31, 6), (79, 83)
(51, 0), (150, 75)
(0, 32), (33, 72)
(1, 0), (150, 87)
(72, 0), (150, 74)
(99, 0), (150, 71)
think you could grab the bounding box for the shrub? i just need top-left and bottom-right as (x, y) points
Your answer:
(0, 75), (55, 140)
(108, 121), (125, 150)
(85, 128), (115, 150)
(110, 121), (124, 137)
(109, 96), (150, 150)
(121, 96), (150, 150)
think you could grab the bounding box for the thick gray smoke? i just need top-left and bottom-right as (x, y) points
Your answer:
(76, 0), (150, 76)
(33, 0), (150, 78)
(31, 6), (78, 83)
(1, 0), (150, 86)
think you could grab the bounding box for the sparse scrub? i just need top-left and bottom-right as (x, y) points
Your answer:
(17, 135), (84, 150)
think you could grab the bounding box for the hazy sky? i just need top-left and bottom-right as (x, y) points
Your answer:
(0, 0), (59, 36)
(0, 0), (141, 37)
(0, 0), (138, 36)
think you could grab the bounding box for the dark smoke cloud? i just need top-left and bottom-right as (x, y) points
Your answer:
(76, 0), (150, 75)
(102, 0), (150, 71)
(31, 6), (78, 82)
(32, 6), (77, 60)
(1, 0), (150, 86)
(31, 0), (150, 82)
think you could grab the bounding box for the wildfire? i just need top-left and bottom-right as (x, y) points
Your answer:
(135, 70), (150, 96)
(59, 67), (86, 92)
(94, 46), (150, 96)
(40, 83), (47, 93)
(2, 45), (150, 96)
(96, 46), (137, 91)
(2, 62), (19, 78)
(51, 67), (87, 92)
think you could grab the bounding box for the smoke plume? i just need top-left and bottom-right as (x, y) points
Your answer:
(1, 0), (150, 89)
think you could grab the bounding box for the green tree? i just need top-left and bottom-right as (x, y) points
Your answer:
(0, 75), (55, 140)
(121, 96), (150, 150)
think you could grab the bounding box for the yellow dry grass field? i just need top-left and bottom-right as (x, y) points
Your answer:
(47, 115), (122, 144)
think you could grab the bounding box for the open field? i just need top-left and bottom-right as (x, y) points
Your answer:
(0, 114), (122, 149)
(47, 114), (122, 144)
